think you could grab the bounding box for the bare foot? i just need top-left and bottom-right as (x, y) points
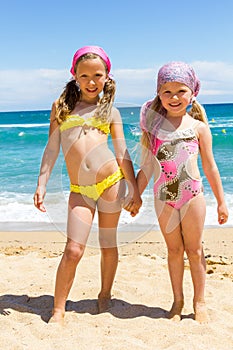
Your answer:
(194, 301), (208, 324)
(168, 300), (184, 322)
(98, 296), (112, 313)
(48, 310), (65, 326)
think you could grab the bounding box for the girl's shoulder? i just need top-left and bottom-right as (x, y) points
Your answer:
(48, 101), (60, 134)
(192, 118), (210, 139)
(50, 101), (59, 123)
(110, 106), (122, 123)
(111, 105), (120, 113)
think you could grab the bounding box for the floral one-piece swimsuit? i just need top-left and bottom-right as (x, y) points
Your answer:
(152, 121), (203, 209)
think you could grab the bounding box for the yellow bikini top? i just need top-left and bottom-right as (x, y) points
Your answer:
(60, 115), (110, 134)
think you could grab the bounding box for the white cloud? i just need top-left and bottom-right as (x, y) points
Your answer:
(190, 61), (233, 100)
(0, 69), (69, 111)
(0, 61), (233, 111)
(192, 61), (233, 81)
(114, 68), (156, 105)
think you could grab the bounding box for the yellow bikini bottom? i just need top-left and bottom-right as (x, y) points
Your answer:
(70, 167), (124, 201)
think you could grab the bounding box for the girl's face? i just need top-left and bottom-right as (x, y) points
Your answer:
(75, 57), (108, 103)
(159, 81), (193, 117)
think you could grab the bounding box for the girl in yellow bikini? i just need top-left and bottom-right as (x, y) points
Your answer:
(33, 46), (142, 324)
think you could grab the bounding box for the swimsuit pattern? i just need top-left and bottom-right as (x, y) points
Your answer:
(60, 114), (123, 200)
(60, 115), (110, 134)
(152, 126), (203, 209)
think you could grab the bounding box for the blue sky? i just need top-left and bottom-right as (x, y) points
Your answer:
(1, 0), (233, 111)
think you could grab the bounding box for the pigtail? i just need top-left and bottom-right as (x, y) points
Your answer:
(96, 76), (116, 122)
(189, 100), (208, 125)
(55, 80), (81, 124)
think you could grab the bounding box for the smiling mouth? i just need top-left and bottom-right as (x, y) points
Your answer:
(86, 88), (98, 93)
(169, 103), (181, 107)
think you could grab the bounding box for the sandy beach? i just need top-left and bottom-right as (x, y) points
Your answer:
(0, 227), (233, 350)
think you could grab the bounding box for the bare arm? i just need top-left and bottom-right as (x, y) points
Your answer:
(110, 108), (142, 216)
(136, 148), (154, 195)
(33, 102), (61, 212)
(198, 122), (228, 224)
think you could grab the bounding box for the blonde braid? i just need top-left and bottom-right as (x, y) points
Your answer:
(55, 80), (81, 124)
(96, 77), (116, 122)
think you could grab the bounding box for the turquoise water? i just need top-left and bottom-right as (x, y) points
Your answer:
(0, 103), (232, 229)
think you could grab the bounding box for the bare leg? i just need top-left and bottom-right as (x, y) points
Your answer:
(155, 199), (184, 321)
(181, 194), (208, 323)
(50, 240), (85, 324)
(98, 246), (118, 312)
(50, 193), (95, 324)
(97, 181), (124, 312)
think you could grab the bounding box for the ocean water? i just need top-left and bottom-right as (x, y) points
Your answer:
(0, 103), (232, 234)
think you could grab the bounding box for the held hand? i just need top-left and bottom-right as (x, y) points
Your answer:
(123, 200), (138, 217)
(217, 202), (228, 225)
(123, 193), (142, 217)
(130, 203), (140, 217)
(123, 196), (134, 212)
(33, 186), (46, 212)
(133, 192), (142, 211)
(130, 194), (142, 217)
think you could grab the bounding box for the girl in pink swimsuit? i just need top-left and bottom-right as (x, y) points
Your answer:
(135, 62), (228, 323)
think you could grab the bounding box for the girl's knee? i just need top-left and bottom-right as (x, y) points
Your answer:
(64, 242), (85, 263)
(167, 245), (184, 257)
(185, 247), (203, 261)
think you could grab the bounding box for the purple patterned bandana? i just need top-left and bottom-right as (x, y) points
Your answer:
(157, 62), (200, 97)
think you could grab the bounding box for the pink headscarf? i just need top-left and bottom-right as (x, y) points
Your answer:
(157, 61), (200, 97)
(70, 46), (111, 76)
